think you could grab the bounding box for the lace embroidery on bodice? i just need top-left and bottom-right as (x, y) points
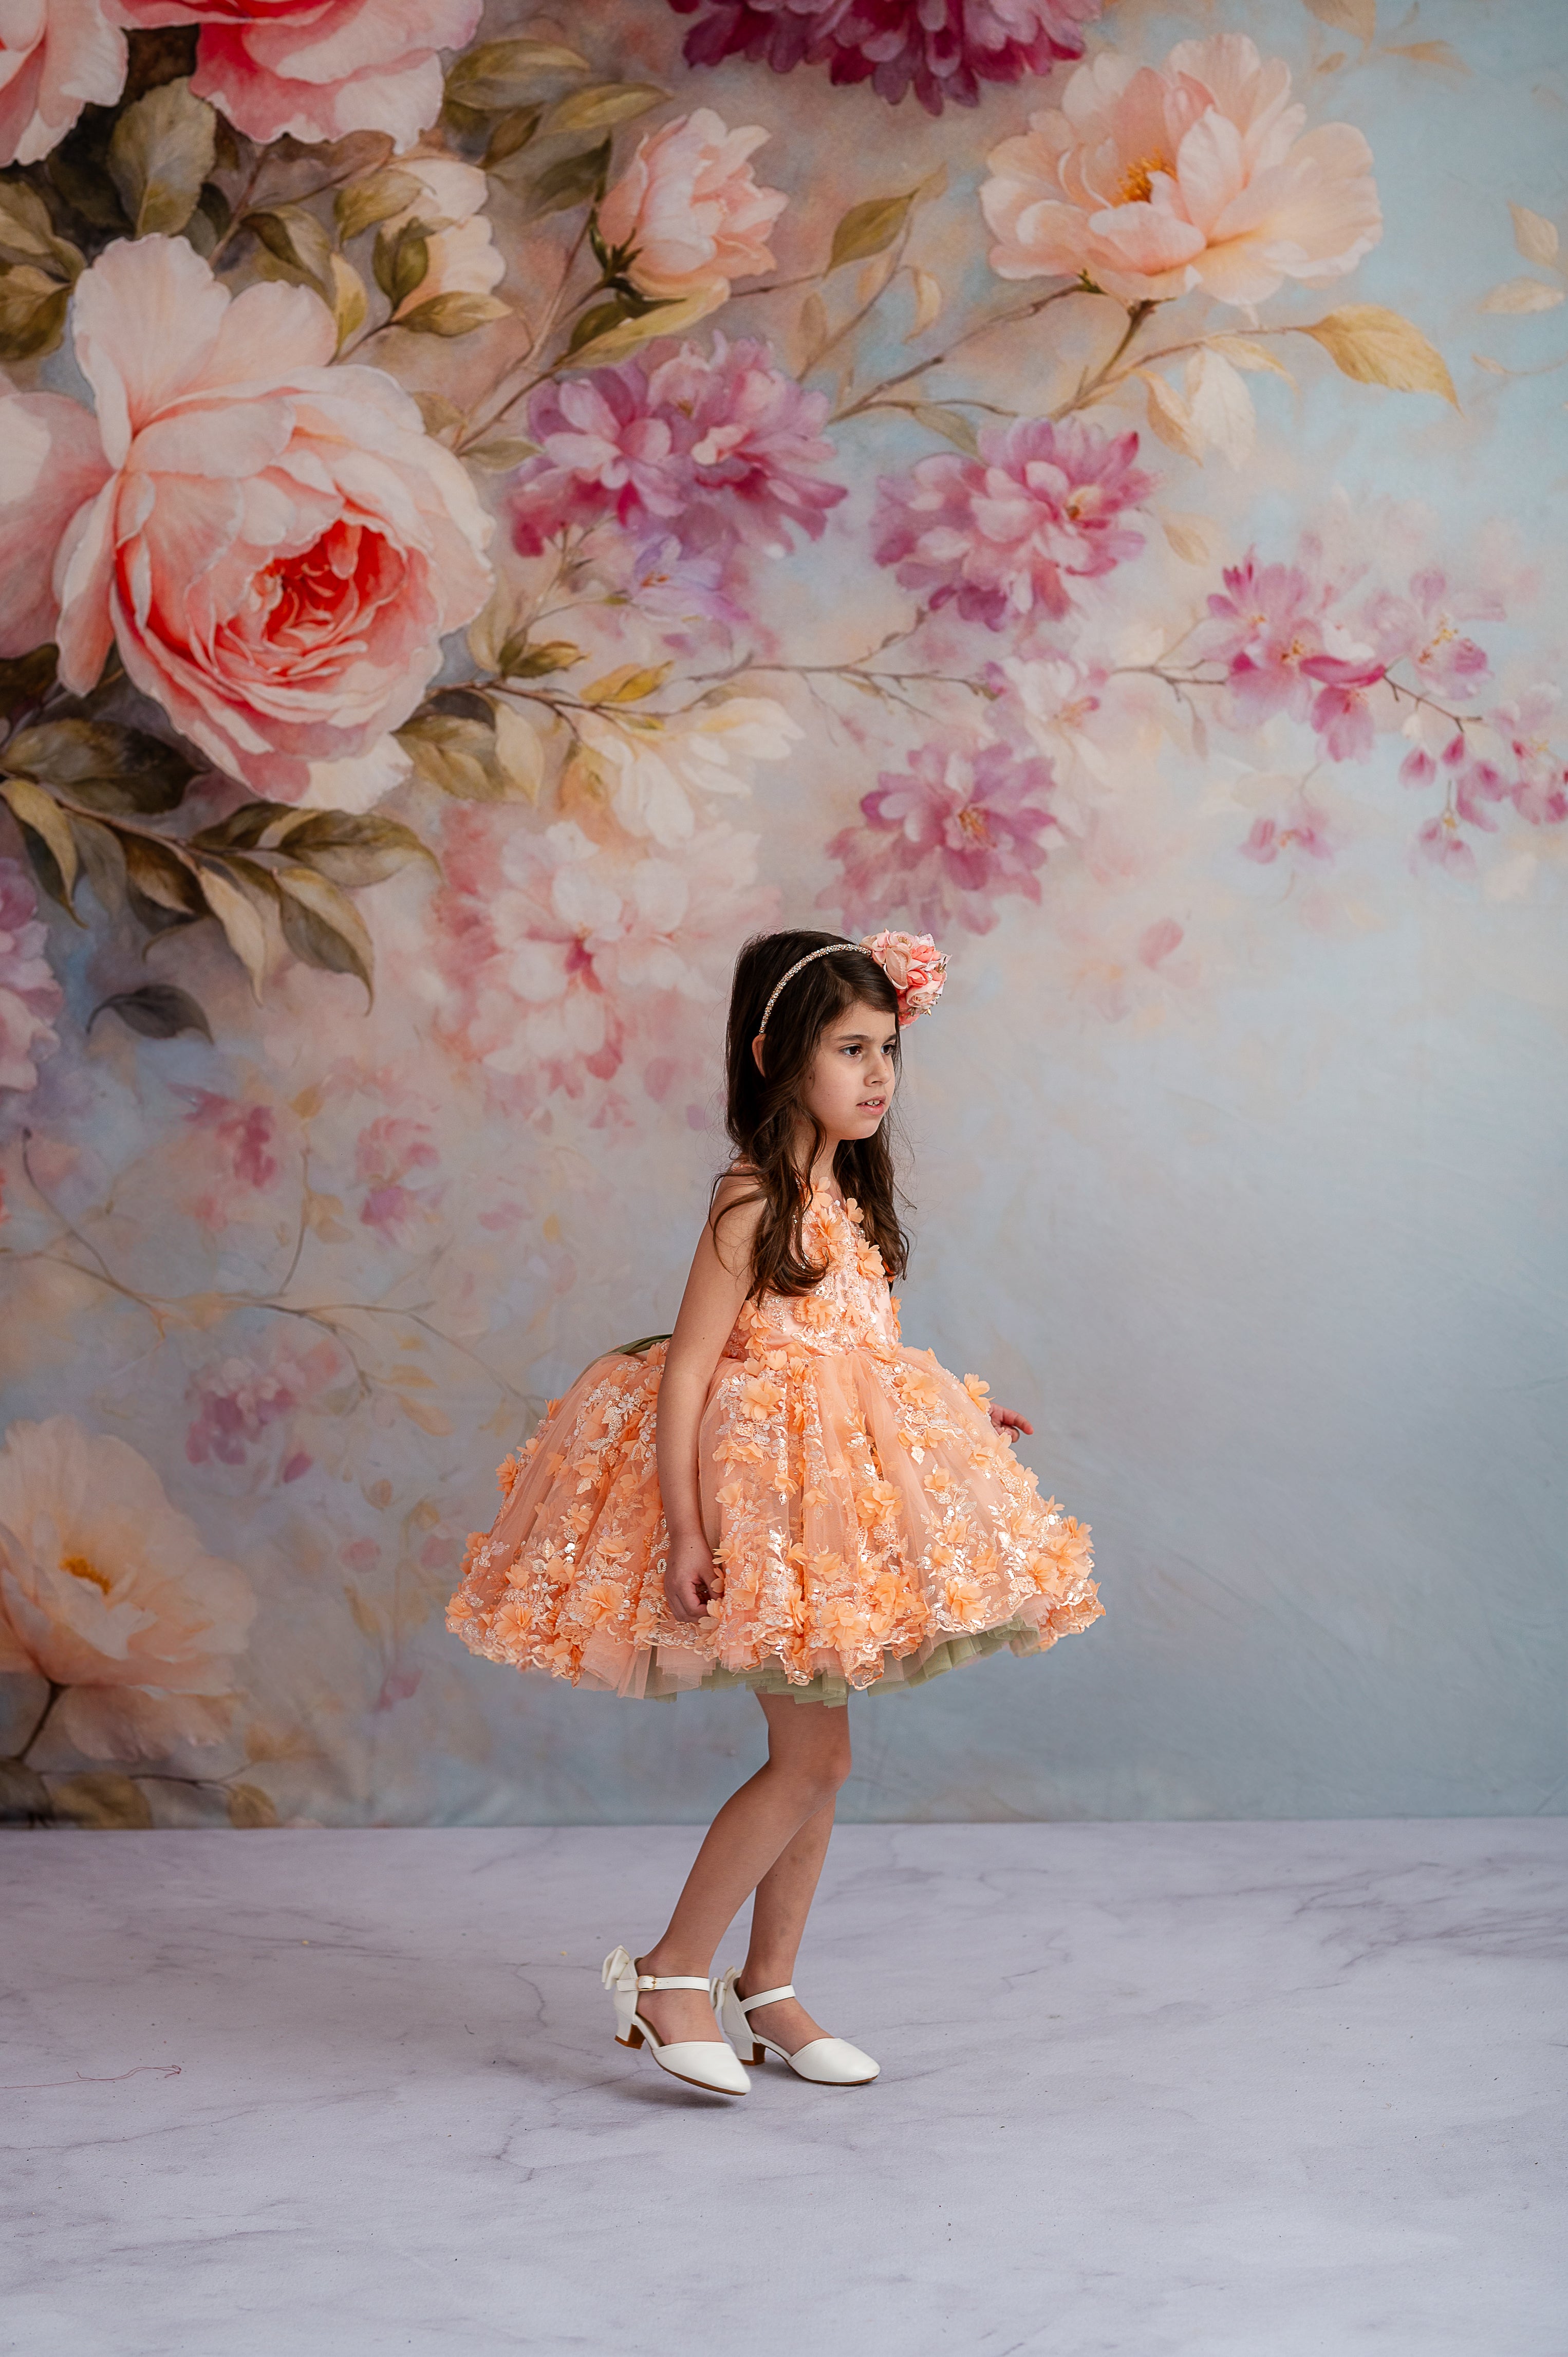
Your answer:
(724, 1189), (901, 1362)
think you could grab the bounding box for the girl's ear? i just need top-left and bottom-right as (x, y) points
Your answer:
(751, 1032), (767, 1075)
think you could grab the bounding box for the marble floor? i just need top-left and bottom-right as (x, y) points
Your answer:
(2, 1821), (1564, 2357)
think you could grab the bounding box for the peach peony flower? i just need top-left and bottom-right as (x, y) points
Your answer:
(2, 235), (491, 801)
(383, 158), (503, 318)
(0, 0), (127, 167)
(597, 108), (787, 310)
(0, 1415), (255, 1761)
(120, 0), (482, 152)
(981, 33), (1380, 306)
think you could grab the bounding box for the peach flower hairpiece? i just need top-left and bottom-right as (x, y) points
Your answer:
(757, 932), (948, 1036)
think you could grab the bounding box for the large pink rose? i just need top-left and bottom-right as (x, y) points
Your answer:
(0, 235), (491, 801)
(981, 33), (1380, 305)
(597, 109), (787, 307)
(120, 0), (481, 150)
(0, 0), (127, 166)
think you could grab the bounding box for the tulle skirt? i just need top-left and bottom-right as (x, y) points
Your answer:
(447, 1338), (1099, 1704)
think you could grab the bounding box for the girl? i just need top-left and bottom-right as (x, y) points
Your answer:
(447, 928), (1099, 2097)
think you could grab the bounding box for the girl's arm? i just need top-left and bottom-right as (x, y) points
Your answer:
(657, 1177), (764, 1624)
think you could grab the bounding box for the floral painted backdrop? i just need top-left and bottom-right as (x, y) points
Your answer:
(0, 0), (1562, 1828)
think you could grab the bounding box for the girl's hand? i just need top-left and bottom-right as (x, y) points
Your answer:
(665, 1531), (724, 1624)
(990, 1404), (1034, 1441)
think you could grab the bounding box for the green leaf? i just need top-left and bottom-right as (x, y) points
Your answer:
(193, 856), (274, 997)
(506, 640), (581, 679)
(0, 267), (69, 361)
(335, 168), (421, 244)
(107, 77), (216, 236)
(396, 711), (499, 797)
(0, 774), (79, 905)
(1302, 305), (1458, 405)
(5, 719), (195, 813)
(566, 296), (629, 355)
(268, 809), (434, 886)
(540, 83), (665, 138)
(828, 191), (916, 272)
(227, 1782), (281, 1829)
(0, 1759), (50, 1824)
(463, 435), (538, 471)
(272, 863), (374, 999)
(483, 108), (543, 169)
(190, 799), (302, 853)
(121, 832), (204, 922)
(0, 644), (58, 719)
(0, 177), (61, 259)
(372, 218), (428, 307)
(89, 983), (213, 1043)
(51, 1772), (155, 1830)
(247, 201), (333, 299)
(396, 290), (509, 337)
(445, 36), (590, 113)
(909, 402), (980, 454)
(526, 138), (611, 219)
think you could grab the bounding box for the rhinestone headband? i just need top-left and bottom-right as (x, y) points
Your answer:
(756, 932), (948, 1037)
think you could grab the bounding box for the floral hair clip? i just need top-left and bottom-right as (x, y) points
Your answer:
(858, 931), (947, 1026)
(756, 931), (949, 1037)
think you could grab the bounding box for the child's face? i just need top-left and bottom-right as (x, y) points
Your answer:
(802, 997), (899, 1144)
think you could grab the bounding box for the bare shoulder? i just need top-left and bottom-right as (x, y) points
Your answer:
(708, 1166), (766, 1278)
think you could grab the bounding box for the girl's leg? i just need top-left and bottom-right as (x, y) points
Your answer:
(634, 1694), (851, 2048)
(734, 1799), (840, 2057)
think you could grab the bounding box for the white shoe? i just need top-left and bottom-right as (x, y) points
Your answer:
(602, 1947), (750, 2096)
(712, 1966), (880, 2085)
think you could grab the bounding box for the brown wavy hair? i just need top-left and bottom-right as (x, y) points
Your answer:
(715, 930), (910, 1298)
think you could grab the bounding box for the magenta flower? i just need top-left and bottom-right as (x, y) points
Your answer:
(185, 1337), (340, 1472)
(355, 1116), (443, 1248)
(667, 0), (1102, 115)
(511, 336), (844, 579)
(825, 738), (1058, 935)
(872, 418), (1153, 632)
(1200, 555), (1339, 724)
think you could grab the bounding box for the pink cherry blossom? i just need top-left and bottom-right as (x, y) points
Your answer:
(1239, 794), (1336, 867)
(3, 235), (491, 802)
(872, 417), (1153, 632)
(0, 0), (126, 166)
(432, 813), (775, 1113)
(354, 1114), (442, 1246)
(178, 1090), (282, 1192)
(120, 0), (482, 152)
(1361, 568), (1497, 698)
(982, 33), (1380, 305)
(1199, 550), (1381, 730)
(1412, 814), (1477, 878)
(510, 335), (844, 578)
(0, 856), (63, 1094)
(1487, 689), (1568, 827)
(598, 110), (786, 306)
(185, 1335), (341, 1471)
(825, 738), (1058, 935)
(668, 0), (1102, 116)
(1303, 654), (1384, 762)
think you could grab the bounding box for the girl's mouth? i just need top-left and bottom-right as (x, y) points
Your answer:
(858, 1097), (886, 1111)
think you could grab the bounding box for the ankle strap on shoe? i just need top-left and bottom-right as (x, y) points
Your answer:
(736, 1983), (795, 2011)
(637, 1973), (713, 1993)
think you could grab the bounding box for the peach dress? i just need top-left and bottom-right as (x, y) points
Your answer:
(446, 1187), (1100, 1704)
